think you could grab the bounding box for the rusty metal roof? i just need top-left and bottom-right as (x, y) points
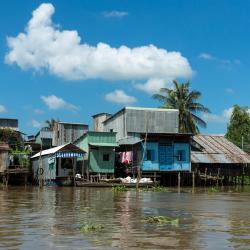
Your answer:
(191, 135), (250, 164)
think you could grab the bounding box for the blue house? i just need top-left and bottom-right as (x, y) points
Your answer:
(100, 107), (191, 174)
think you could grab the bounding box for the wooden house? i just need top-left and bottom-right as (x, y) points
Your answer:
(31, 143), (85, 185)
(74, 131), (118, 176)
(191, 135), (250, 183)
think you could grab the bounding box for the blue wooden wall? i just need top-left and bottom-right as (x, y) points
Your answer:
(142, 142), (190, 172)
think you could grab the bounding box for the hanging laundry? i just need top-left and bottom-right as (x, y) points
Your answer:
(121, 151), (133, 164)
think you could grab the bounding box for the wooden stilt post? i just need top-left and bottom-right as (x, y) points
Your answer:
(178, 172), (181, 193)
(73, 158), (76, 186)
(192, 171), (195, 192)
(205, 168), (207, 187)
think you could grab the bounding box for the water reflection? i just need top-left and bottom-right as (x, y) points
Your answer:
(0, 186), (250, 249)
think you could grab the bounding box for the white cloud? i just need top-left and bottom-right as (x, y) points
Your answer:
(0, 105), (6, 113)
(135, 78), (169, 94)
(105, 90), (137, 104)
(199, 53), (215, 60)
(41, 95), (78, 111)
(202, 107), (233, 124)
(103, 11), (128, 18)
(32, 119), (42, 128)
(34, 108), (44, 114)
(5, 3), (193, 93)
(225, 88), (234, 94)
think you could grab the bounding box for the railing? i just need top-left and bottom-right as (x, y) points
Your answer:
(5, 165), (29, 174)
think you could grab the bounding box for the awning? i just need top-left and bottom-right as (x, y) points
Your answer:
(118, 137), (143, 146)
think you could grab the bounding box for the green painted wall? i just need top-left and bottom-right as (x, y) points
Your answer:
(75, 132), (116, 173)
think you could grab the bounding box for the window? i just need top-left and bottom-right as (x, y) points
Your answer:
(103, 153), (110, 161)
(176, 150), (186, 161)
(146, 149), (155, 161)
(110, 129), (113, 132)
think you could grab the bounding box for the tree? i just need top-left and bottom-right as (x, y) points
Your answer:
(153, 80), (210, 134)
(225, 105), (250, 152)
(45, 118), (58, 130)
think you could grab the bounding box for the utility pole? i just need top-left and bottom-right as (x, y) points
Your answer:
(242, 135), (244, 151)
(39, 135), (43, 188)
(137, 113), (148, 191)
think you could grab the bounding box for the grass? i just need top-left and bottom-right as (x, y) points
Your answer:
(145, 216), (179, 226)
(80, 223), (104, 233)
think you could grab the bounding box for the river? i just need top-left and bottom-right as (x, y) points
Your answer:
(0, 186), (250, 249)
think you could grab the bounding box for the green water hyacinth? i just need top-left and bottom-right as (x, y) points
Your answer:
(80, 224), (104, 233)
(145, 216), (179, 225)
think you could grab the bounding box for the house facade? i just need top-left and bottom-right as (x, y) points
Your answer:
(31, 143), (85, 185)
(102, 107), (191, 173)
(74, 131), (118, 175)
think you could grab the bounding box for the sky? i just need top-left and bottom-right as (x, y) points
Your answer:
(0, 0), (249, 135)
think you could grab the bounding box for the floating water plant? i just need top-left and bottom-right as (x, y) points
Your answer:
(112, 185), (129, 192)
(151, 186), (169, 192)
(207, 187), (220, 193)
(80, 223), (104, 233)
(145, 216), (179, 225)
(139, 186), (169, 192)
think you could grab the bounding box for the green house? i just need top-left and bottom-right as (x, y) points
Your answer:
(74, 132), (118, 174)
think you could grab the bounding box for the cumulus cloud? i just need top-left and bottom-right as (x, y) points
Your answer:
(0, 105), (6, 113)
(32, 119), (42, 128)
(5, 3), (193, 93)
(105, 90), (137, 104)
(103, 10), (128, 18)
(41, 95), (78, 111)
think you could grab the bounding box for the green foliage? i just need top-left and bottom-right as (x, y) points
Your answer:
(145, 216), (179, 225)
(225, 105), (250, 153)
(207, 187), (220, 193)
(0, 128), (21, 146)
(153, 80), (210, 134)
(112, 185), (129, 192)
(80, 223), (104, 233)
(140, 186), (169, 192)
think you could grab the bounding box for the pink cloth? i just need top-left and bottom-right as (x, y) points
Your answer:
(121, 151), (133, 164)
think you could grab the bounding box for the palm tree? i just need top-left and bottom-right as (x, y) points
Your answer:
(45, 118), (58, 130)
(153, 80), (210, 134)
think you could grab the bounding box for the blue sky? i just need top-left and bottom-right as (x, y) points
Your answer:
(0, 0), (249, 135)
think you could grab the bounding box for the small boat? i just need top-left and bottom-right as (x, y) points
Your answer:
(75, 180), (158, 188)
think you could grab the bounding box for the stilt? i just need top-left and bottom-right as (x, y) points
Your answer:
(178, 172), (181, 193)
(73, 158), (76, 186)
(24, 174), (28, 187)
(204, 168), (207, 187)
(192, 171), (195, 192)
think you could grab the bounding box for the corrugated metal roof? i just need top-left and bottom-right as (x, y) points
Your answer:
(191, 135), (250, 164)
(31, 143), (85, 158)
(89, 142), (118, 147)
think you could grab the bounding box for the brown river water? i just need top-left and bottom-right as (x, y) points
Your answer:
(0, 186), (250, 250)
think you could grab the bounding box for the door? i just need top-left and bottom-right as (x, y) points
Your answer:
(159, 143), (174, 171)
